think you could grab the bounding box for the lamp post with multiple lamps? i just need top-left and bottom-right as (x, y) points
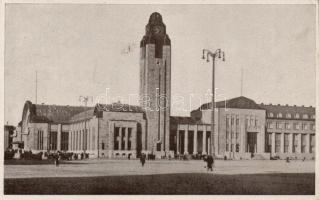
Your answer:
(202, 48), (225, 156)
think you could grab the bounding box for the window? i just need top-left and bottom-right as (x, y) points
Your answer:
(275, 133), (281, 153)
(294, 123), (300, 130)
(302, 123), (308, 130)
(278, 113), (282, 118)
(236, 132), (239, 140)
(236, 144), (240, 152)
(101, 142), (105, 150)
(295, 113), (300, 119)
(231, 116), (234, 125)
(292, 134), (298, 153)
(310, 124), (315, 131)
(255, 118), (258, 127)
(49, 131), (57, 150)
(61, 132), (69, 151)
(226, 143), (229, 151)
(92, 127), (95, 150)
(236, 116), (239, 125)
(284, 133), (289, 153)
(302, 114), (309, 119)
(269, 112), (274, 117)
(286, 113), (291, 118)
(310, 134), (315, 153)
(311, 114), (315, 119)
(128, 128), (132, 150)
(267, 122), (274, 129)
(285, 123), (290, 129)
(245, 116), (249, 126)
(276, 122), (283, 129)
(114, 127), (119, 150)
(250, 117), (254, 126)
(226, 130), (229, 141)
(226, 116), (230, 127)
(37, 130), (43, 150)
(301, 134), (306, 153)
(231, 131), (234, 139)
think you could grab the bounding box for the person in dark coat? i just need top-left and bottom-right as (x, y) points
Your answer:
(140, 153), (146, 167)
(205, 155), (214, 171)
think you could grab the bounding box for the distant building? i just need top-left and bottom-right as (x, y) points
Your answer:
(4, 125), (15, 150)
(11, 12), (316, 160)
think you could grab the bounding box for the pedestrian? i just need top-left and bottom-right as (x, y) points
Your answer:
(140, 153), (146, 167)
(128, 153), (131, 160)
(205, 155), (214, 172)
(55, 154), (59, 167)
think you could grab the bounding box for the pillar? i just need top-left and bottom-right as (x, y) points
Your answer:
(193, 128), (198, 154)
(176, 127), (180, 154)
(119, 127), (122, 150)
(305, 134), (310, 153)
(271, 132), (275, 154)
(280, 132), (284, 153)
(80, 130), (83, 151)
(202, 127), (207, 155)
(125, 128), (129, 150)
(288, 133), (293, 153)
(184, 128), (188, 154)
(131, 126), (137, 150)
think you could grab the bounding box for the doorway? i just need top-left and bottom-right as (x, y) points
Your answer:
(246, 132), (257, 153)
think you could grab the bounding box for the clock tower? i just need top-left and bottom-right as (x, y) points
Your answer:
(139, 12), (171, 156)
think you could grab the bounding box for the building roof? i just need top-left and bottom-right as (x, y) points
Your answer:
(196, 96), (263, 111)
(259, 103), (315, 120)
(68, 109), (95, 123)
(94, 102), (145, 113)
(170, 116), (209, 125)
(22, 101), (94, 124)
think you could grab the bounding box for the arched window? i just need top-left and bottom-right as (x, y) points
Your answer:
(295, 113), (300, 119)
(286, 113), (291, 118)
(302, 114), (309, 119)
(277, 113), (282, 118)
(268, 112), (274, 117)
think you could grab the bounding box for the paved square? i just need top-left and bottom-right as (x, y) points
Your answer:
(4, 159), (315, 179)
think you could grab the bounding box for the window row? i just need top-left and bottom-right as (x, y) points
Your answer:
(268, 112), (315, 119)
(267, 122), (315, 130)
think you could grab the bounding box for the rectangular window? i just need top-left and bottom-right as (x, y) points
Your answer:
(231, 116), (234, 125)
(255, 118), (258, 127)
(236, 144), (240, 152)
(284, 133), (289, 153)
(49, 131), (57, 150)
(285, 123), (290, 129)
(294, 123), (300, 130)
(275, 133), (281, 153)
(226, 143), (229, 151)
(128, 128), (132, 150)
(37, 130), (43, 150)
(102, 142), (105, 150)
(61, 132), (69, 151)
(114, 127), (119, 150)
(92, 128), (95, 150)
(293, 134), (298, 153)
(236, 132), (239, 140)
(236, 116), (239, 125)
(301, 134), (306, 153)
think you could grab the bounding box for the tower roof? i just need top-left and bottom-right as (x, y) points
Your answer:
(148, 12), (163, 24)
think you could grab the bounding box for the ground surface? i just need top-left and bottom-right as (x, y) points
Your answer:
(4, 159), (315, 194)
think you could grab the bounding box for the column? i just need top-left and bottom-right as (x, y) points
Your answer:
(80, 130), (83, 151)
(176, 127), (180, 154)
(193, 128), (198, 154)
(184, 128), (188, 154)
(131, 126), (137, 150)
(125, 128), (129, 150)
(271, 132), (275, 154)
(280, 132), (284, 153)
(288, 133), (293, 153)
(119, 127), (122, 150)
(202, 127), (207, 155)
(297, 133), (301, 153)
(305, 134), (310, 153)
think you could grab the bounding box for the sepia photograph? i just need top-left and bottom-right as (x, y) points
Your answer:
(2, 0), (317, 196)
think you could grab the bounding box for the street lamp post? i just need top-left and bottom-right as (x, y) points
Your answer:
(202, 48), (225, 156)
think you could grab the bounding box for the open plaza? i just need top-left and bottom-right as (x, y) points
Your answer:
(4, 159), (315, 194)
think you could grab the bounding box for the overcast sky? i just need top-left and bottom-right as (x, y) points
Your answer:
(4, 4), (316, 125)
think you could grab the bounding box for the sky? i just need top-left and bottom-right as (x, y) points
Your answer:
(4, 4), (316, 125)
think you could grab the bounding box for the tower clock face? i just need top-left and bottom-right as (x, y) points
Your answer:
(153, 26), (162, 34)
